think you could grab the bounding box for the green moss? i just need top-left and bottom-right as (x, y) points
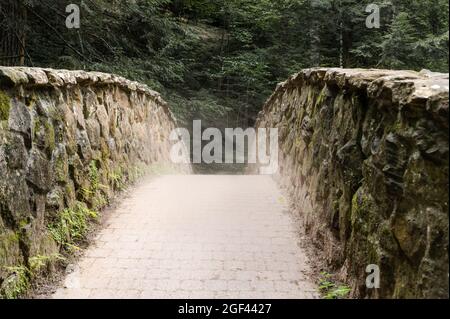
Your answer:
(0, 232), (20, 264)
(350, 188), (374, 231)
(390, 121), (403, 133)
(307, 88), (314, 104)
(0, 90), (11, 121)
(44, 121), (56, 151)
(18, 219), (29, 229)
(100, 140), (111, 160)
(315, 87), (327, 107)
(4, 232), (20, 244)
(24, 94), (37, 109)
(33, 117), (41, 135)
(32, 117), (56, 152)
(64, 183), (76, 208)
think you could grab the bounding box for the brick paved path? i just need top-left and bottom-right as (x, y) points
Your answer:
(53, 175), (318, 299)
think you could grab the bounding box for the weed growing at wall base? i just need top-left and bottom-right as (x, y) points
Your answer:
(1, 253), (64, 299)
(318, 272), (351, 299)
(48, 202), (98, 252)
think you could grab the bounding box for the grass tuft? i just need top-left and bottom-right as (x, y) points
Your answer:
(318, 272), (351, 299)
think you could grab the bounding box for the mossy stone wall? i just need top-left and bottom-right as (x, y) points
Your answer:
(0, 67), (190, 298)
(255, 68), (449, 298)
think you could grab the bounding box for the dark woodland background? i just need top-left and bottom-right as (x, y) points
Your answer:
(0, 0), (448, 128)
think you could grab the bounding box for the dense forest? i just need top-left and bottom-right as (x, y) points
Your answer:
(0, 0), (448, 128)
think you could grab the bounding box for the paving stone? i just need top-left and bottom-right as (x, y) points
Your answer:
(52, 175), (319, 299)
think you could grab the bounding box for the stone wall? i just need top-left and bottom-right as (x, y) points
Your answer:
(0, 67), (188, 297)
(255, 68), (449, 298)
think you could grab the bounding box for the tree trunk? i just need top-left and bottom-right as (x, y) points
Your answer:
(0, 0), (27, 66)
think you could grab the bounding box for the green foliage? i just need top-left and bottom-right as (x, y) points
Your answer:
(168, 89), (232, 128)
(29, 253), (65, 273)
(11, 0), (449, 129)
(80, 160), (108, 210)
(318, 272), (352, 299)
(0, 253), (65, 299)
(88, 161), (100, 192)
(0, 266), (29, 299)
(48, 202), (98, 251)
(110, 168), (126, 191)
(380, 12), (419, 69)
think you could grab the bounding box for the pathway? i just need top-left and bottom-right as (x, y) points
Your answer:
(52, 175), (318, 299)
